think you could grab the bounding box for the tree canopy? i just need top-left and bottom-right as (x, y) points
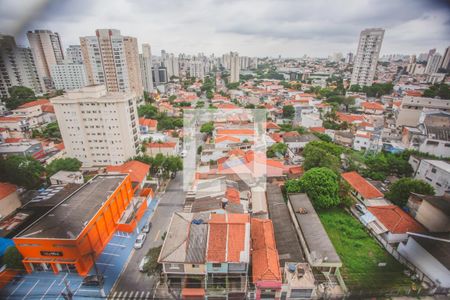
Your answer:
(132, 154), (183, 178)
(349, 83), (393, 98)
(385, 178), (434, 207)
(200, 121), (214, 134)
(286, 167), (340, 209)
(3, 246), (24, 269)
(282, 105), (295, 119)
(45, 158), (82, 177)
(5, 86), (36, 110)
(423, 83), (450, 100)
(32, 121), (61, 141)
(266, 143), (288, 158)
(0, 156), (44, 189)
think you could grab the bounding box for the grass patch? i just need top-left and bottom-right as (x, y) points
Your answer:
(318, 208), (412, 291)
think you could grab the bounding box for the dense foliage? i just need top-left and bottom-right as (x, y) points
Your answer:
(385, 178), (434, 207)
(286, 167), (340, 209)
(0, 156), (44, 189)
(200, 121), (214, 134)
(45, 158), (82, 177)
(32, 122), (61, 140)
(282, 105), (295, 118)
(3, 246), (24, 269)
(137, 104), (183, 130)
(4, 86), (36, 110)
(266, 143), (288, 158)
(143, 246), (162, 275)
(423, 83), (450, 100)
(132, 154), (182, 179)
(349, 83), (394, 97)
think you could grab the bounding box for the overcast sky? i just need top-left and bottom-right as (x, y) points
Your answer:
(1, 0), (449, 57)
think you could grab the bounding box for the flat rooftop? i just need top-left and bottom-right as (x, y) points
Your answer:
(288, 193), (341, 265)
(266, 184), (304, 265)
(17, 174), (127, 239)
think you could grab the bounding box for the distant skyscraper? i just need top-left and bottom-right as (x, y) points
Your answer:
(80, 29), (143, 97)
(230, 52), (240, 83)
(140, 44), (154, 92)
(66, 45), (83, 64)
(427, 48), (436, 61)
(440, 46), (450, 72)
(27, 30), (65, 91)
(51, 85), (140, 167)
(164, 54), (179, 79)
(50, 64), (88, 90)
(425, 53), (442, 74)
(350, 28), (384, 87)
(0, 34), (42, 98)
(189, 59), (205, 80)
(345, 52), (353, 64)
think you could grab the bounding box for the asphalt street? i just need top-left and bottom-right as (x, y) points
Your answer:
(109, 174), (186, 299)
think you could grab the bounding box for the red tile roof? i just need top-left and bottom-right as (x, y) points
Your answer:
(41, 104), (55, 113)
(225, 187), (240, 204)
(266, 122), (280, 130)
(4, 138), (22, 143)
(106, 160), (150, 184)
(139, 117), (158, 128)
(405, 90), (423, 97)
(310, 127), (325, 133)
(341, 171), (384, 199)
(0, 116), (24, 122)
(146, 142), (177, 149)
(0, 182), (17, 200)
(217, 103), (238, 109)
(361, 101), (384, 111)
(269, 133), (283, 143)
(207, 213), (249, 263)
(283, 131), (300, 137)
(54, 143), (65, 151)
(368, 205), (427, 234)
(216, 129), (255, 135)
(215, 135), (240, 143)
(336, 112), (365, 124)
(182, 288), (205, 297)
(17, 99), (50, 109)
(251, 219), (281, 283)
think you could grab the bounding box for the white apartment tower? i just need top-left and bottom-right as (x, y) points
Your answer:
(0, 35), (42, 98)
(80, 29), (143, 97)
(27, 30), (65, 91)
(189, 60), (205, 80)
(51, 85), (140, 167)
(230, 52), (240, 83)
(164, 53), (179, 79)
(50, 64), (88, 90)
(440, 46), (450, 71)
(425, 53), (442, 74)
(350, 28), (384, 87)
(139, 44), (154, 92)
(66, 45), (83, 64)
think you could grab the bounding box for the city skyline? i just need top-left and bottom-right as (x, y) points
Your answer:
(1, 0), (449, 57)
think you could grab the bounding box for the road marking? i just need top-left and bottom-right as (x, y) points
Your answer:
(140, 291), (145, 298)
(117, 291), (123, 298)
(40, 279), (56, 300)
(154, 230), (160, 241)
(146, 291), (151, 298)
(123, 291), (128, 298)
(109, 243), (126, 248)
(7, 279), (25, 298)
(96, 262), (114, 266)
(102, 252), (120, 257)
(23, 279), (40, 300)
(58, 273), (68, 286)
(129, 291), (135, 298)
(73, 282), (83, 295)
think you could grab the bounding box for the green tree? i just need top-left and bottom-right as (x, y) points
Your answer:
(42, 122), (61, 140)
(303, 144), (340, 173)
(200, 121), (214, 134)
(168, 95), (177, 102)
(0, 156), (44, 189)
(45, 158), (82, 177)
(143, 246), (162, 275)
(206, 90), (214, 99)
(282, 105), (295, 119)
(5, 86), (36, 109)
(423, 83), (450, 100)
(385, 178), (434, 207)
(138, 104), (158, 118)
(286, 167), (340, 209)
(312, 132), (332, 142)
(267, 143), (288, 158)
(3, 246), (24, 269)
(226, 82), (240, 89)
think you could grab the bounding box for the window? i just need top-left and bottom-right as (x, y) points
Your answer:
(431, 168), (437, 174)
(192, 264), (199, 268)
(212, 263), (221, 268)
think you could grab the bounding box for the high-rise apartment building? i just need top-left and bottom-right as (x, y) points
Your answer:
(50, 64), (88, 90)
(230, 52), (240, 83)
(139, 44), (154, 92)
(66, 45), (83, 64)
(440, 46), (450, 72)
(27, 30), (65, 91)
(189, 60), (205, 80)
(350, 28), (384, 87)
(0, 35), (42, 98)
(425, 53), (442, 74)
(51, 85), (140, 167)
(164, 53), (179, 79)
(80, 29), (143, 97)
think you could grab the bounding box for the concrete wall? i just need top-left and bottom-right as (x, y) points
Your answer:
(416, 201), (450, 232)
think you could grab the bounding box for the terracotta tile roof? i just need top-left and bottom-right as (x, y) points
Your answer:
(0, 182), (17, 200)
(139, 117), (158, 128)
(368, 205), (427, 234)
(146, 142), (177, 149)
(251, 219), (281, 283)
(41, 104), (54, 113)
(207, 213), (250, 263)
(405, 90), (423, 97)
(269, 133), (283, 143)
(217, 103), (238, 109)
(0, 116), (25, 122)
(283, 131), (300, 137)
(4, 138), (22, 143)
(336, 112), (365, 124)
(361, 101), (384, 111)
(181, 288), (205, 297)
(216, 129), (255, 135)
(228, 148), (245, 157)
(310, 127), (325, 133)
(54, 143), (65, 151)
(215, 135), (240, 143)
(266, 122), (280, 130)
(341, 171), (384, 199)
(17, 99), (49, 109)
(288, 166), (303, 175)
(106, 160), (150, 184)
(225, 187), (240, 204)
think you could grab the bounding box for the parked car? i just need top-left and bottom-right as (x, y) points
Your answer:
(139, 256), (150, 272)
(142, 222), (152, 233)
(82, 275), (104, 287)
(355, 203), (368, 215)
(134, 233), (147, 249)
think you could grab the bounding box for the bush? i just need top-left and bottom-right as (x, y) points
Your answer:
(3, 246), (24, 269)
(386, 178), (434, 207)
(143, 246), (162, 275)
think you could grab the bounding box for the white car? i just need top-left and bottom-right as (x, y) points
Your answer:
(355, 203), (368, 215)
(134, 233), (147, 249)
(139, 256), (150, 272)
(180, 150), (187, 157)
(142, 222), (151, 233)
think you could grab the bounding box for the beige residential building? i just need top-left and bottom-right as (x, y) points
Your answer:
(27, 30), (65, 91)
(80, 29), (143, 98)
(230, 51), (240, 83)
(396, 96), (450, 127)
(51, 85), (140, 167)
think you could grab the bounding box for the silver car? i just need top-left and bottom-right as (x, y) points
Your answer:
(139, 256), (150, 272)
(134, 233), (147, 249)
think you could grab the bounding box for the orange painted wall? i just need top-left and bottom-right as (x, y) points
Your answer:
(13, 175), (134, 276)
(117, 200), (148, 233)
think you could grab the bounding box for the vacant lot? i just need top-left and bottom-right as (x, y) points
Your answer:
(318, 209), (412, 291)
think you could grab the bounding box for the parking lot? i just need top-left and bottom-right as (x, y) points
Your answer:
(0, 199), (158, 300)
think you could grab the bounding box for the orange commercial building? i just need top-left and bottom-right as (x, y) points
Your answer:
(13, 174), (134, 276)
